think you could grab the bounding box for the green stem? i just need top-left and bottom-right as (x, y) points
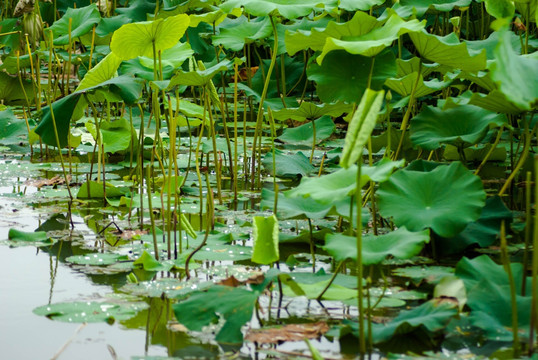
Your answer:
(356, 162), (365, 354)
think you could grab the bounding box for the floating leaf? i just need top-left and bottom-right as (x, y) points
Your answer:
(251, 215), (279, 265)
(324, 227), (430, 265)
(76, 180), (127, 199)
(377, 162), (485, 237)
(393, 266), (455, 285)
(33, 301), (147, 323)
(66, 253), (129, 266)
(8, 229), (50, 243)
(0, 109), (29, 145)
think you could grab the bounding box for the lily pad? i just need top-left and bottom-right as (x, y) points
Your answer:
(66, 253), (129, 266)
(377, 162), (486, 237)
(33, 301), (148, 323)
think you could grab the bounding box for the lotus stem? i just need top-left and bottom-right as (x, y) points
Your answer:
(522, 171), (532, 296)
(530, 155), (538, 354)
(394, 63), (421, 159)
(356, 162), (366, 354)
(316, 261), (343, 301)
(474, 125), (504, 175)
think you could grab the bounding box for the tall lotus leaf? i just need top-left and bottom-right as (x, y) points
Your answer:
(340, 89), (385, 168)
(0, 109), (30, 145)
(287, 158), (404, 204)
(212, 16), (273, 52)
(409, 31), (487, 72)
(272, 101), (352, 121)
(35, 92), (83, 148)
(464, 89), (524, 114)
(0, 72), (35, 106)
(77, 52), (123, 91)
(274, 17), (331, 55)
(219, 0), (338, 19)
(307, 49), (396, 104)
(410, 104), (507, 151)
(138, 42), (193, 69)
(285, 11), (383, 56)
(277, 116), (335, 145)
(115, 0), (156, 21)
(397, 0), (472, 17)
(464, 30), (521, 60)
(324, 227), (430, 265)
(173, 285), (259, 343)
(262, 150), (316, 178)
(490, 27), (538, 111)
(317, 14), (425, 61)
(110, 14), (190, 61)
(260, 188), (335, 220)
(485, 0), (515, 19)
(189, 10), (228, 28)
(251, 215), (279, 265)
(168, 58), (233, 87)
(47, 4), (101, 46)
(385, 72), (451, 98)
(95, 15), (132, 37)
(377, 162), (486, 237)
(100, 118), (132, 153)
(371, 300), (458, 343)
(339, 0), (384, 11)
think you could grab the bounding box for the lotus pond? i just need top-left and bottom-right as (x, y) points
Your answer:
(1, 0), (538, 359)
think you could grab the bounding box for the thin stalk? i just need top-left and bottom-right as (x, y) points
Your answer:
(146, 165), (159, 261)
(204, 87), (223, 203)
(307, 218), (316, 273)
(499, 220), (520, 357)
(530, 155), (538, 354)
(356, 162), (365, 354)
(309, 119), (316, 163)
(316, 261), (344, 301)
(233, 63), (239, 201)
(250, 16), (279, 189)
(474, 126), (504, 175)
(522, 171), (531, 296)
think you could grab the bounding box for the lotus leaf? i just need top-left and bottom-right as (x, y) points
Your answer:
(46, 4), (101, 46)
(0, 109), (30, 145)
(212, 16), (273, 52)
(66, 253), (129, 266)
(398, 0), (472, 17)
(168, 58), (234, 87)
(219, 0), (338, 19)
(0, 72), (35, 106)
(385, 72), (452, 98)
(377, 162), (485, 237)
(33, 301), (147, 323)
(138, 42), (193, 70)
(324, 227), (430, 265)
(338, 0), (384, 11)
(251, 215), (279, 265)
(115, 0), (156, 21)
(110, 14), (190, 60)
(262, 150), (316, 178)
(393, 266), (455, 285)
(410, 104), (507, 151)
(277, 116), (335, 145)
(485, 0), (515, 19)
(8, 229), (50, 243)
(272, 101), (351, 121)
(173, 285), (259, 343)
(307, 49), (396, 104)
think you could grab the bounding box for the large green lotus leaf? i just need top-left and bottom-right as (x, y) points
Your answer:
(252, 215), (279, 265)
(485, 0), (515, 19)
(47, 4), (101, 46)
(324, 227), (430, 265)
(377, 162), (486, 237)
(340, 89), (385, 168)
(307, 49), (396, 104)
(95, 14), (132, 37)
(173, 285), (259, 343)
(465, 89), (524, 114)
(35, 92), (83, 148)
(285, 11), (379, 56)
(455, 255), (531, 341)
(272, 101), (351, 121)
(133, 250), (173, 271)
(397, 0), (472, 17)
(371, 300), (458, 343)
(33, 301), (147, 323)
(0, 72), (35, 106)
(277, 116), (335, 145)
(395, 57), (439, 77)
(100, 118), (132, 153)
(168, 58), (234, 87)
(464, 30), (521, 60)
(115, 0), (156, 21)
(287, 158), (404, 204)
(410, 104), (507, 151)
(262, 149), (316, 178)
(66, 253), (128, 266)
(77, 52), (123, 91)
(110, 14), (190, 60)
(0, 53), (36, 75)
(317, 13), (425, 61)
(138, 42), (193, 70)
(436, 196), (512, 255)
(212, 16), (273, 51)
(219, 0), (337, 19)
(385, 72), (451, 98)
(273, 17), (331, 55)
(120, 59), (175, 81)
(188, 10), (228, 28)
(490, 27), (538, 111)
(0, 109), (29, 145)
(260, 188), (334, 219)
(8, 229), (50, 243)
(338, 0), (384, 11)
(409, 31), (487, 72)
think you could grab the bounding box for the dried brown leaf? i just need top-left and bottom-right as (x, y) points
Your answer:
(245, 321), (330, 344)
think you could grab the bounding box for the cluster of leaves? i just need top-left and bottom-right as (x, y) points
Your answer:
(1, 0), (538, 358)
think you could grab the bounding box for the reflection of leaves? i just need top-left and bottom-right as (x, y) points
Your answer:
(33, 301), (147, 323)
(245, 321), (329, 344)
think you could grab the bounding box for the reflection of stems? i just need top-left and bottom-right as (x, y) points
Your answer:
(316, 261), (343, 301)
(185, 186), (212, 280)
(500, 221), (520, 357)
(522, 171), (531, 296)
(308, 218), (316, 273)
(356, 163), (366, 354)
